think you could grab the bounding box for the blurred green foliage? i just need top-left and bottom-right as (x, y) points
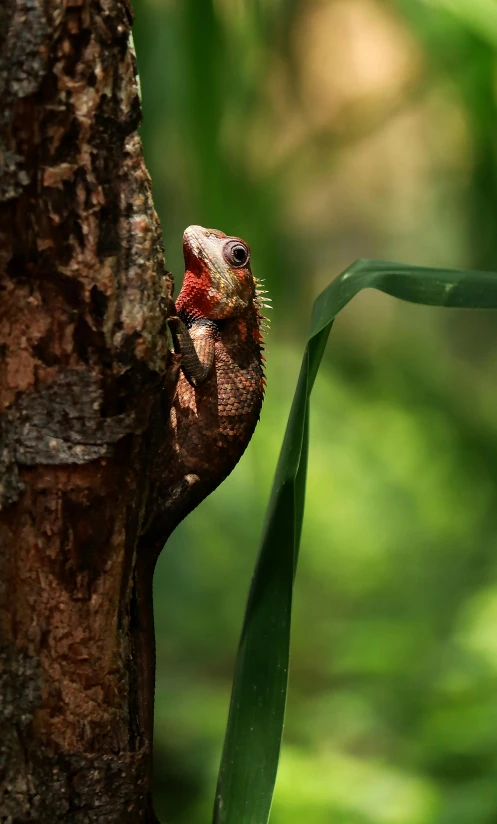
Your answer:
(132, 1), (497, 821)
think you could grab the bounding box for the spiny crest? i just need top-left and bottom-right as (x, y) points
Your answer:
(254, 276), (271, 331)
(254, 278), (270, 386)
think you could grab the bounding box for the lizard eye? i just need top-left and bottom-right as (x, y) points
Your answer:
(223, 240), (250, 268)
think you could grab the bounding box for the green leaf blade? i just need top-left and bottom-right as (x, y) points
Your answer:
(213, 259), (497, 824)
(311, 260), (497, 337)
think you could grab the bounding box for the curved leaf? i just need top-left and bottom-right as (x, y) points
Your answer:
(213, 260), (497, 824)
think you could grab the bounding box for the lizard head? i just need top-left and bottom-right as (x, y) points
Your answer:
(178, 225), (259, 320)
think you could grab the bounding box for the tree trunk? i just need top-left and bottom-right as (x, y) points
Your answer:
(0, 0), (174, 820)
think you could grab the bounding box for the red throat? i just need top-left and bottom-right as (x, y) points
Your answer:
(175, 268), (216, 320)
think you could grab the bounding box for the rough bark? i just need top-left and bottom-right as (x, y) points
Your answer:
(0, 0), (175, 820)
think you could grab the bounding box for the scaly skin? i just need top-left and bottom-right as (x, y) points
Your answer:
(135, 226), (268, 800)
(143, 224), (268, 550)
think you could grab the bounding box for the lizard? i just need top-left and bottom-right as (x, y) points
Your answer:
(141, 224), (269, 553)
(134, 225), (269, 796)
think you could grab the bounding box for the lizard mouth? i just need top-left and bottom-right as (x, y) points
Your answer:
(183, 225), (235, 289)
(182, 226), (204, 270)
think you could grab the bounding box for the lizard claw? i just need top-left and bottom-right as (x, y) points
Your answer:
(167, 316), (182, 332)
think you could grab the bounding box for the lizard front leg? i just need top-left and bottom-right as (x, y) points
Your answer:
(167, 316), (216, 386)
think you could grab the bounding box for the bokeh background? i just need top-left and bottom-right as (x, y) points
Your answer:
(132, 2), (497, 822)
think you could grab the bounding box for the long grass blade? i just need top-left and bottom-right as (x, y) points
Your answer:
(213, 260), (497, 824)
